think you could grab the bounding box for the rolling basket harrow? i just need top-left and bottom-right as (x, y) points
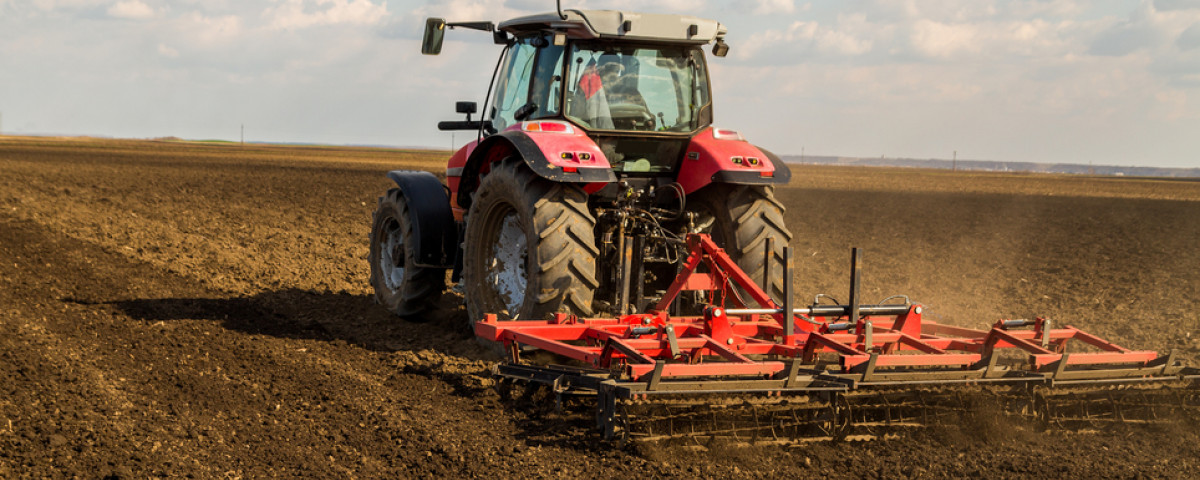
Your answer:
(477, 234), (1200, 443)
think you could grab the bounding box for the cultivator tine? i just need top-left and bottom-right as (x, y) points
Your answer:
(783, 245), (794, 337)
(848, 248), (861, 326)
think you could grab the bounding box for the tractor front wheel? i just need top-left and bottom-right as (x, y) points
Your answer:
(368, 188), (446, 320)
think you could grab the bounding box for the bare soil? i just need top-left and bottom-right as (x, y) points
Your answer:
(2, 136), (1198, 478)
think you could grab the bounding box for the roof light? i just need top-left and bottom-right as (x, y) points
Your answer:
(523, 120), (575, 134)
(712, 128), (745, 141)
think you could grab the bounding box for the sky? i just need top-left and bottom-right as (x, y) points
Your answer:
(1, 0), (1198, 168)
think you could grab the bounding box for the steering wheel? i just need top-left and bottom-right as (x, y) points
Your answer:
(608, 104), (656, 130)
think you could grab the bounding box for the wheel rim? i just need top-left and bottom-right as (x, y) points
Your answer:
(380, 218), (406, 292)
(488, 210), (527, 315)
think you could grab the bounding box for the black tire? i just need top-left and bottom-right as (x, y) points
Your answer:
(688, 184), (792, 305)
(368, 188), (446, 321)
(463, 157), (598, 328)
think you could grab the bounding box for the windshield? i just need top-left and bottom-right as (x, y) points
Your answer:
(564, 42), (710, 133)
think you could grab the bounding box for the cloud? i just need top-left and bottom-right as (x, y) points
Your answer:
(738, 18), (874, 60)
(107, 0), (154, 20)
(735, 4), (1091, 64)
(910, 19), (981, 58)
(175, 12), (244, 47)
(410, 0), (505, 23)
(408, 0), (718, 31)
(1179, 22), (1200, 50)
(1088, 21), (1163, 56)
(741, 0), (795, 15)
(593, 0), (706, 13)
(264, 0), (388, 30)
(1088, 1), (1200, 57)
(157, 42), (179, 58)
(1155, 0), (1200, 11)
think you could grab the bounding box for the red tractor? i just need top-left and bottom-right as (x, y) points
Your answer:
(370, 8), (791, 327)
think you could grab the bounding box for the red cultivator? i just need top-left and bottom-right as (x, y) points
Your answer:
(477, 234), (1200, 442)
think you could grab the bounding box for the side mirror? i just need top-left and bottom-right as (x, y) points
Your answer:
(493, 30), (509, 45)
(456, 101), (478, 120)
(422, 18), (446, 55)
(438, 101), (491, 132)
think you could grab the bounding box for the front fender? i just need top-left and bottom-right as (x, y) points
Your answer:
(458, 129), (617, 208)
(385, 170), (457, 268)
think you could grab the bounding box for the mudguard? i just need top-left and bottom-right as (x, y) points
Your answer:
(710, 148), (792, 185)
(457, 129), (617, 208)
(385, 170), (458, 268)
(677, 127), (791, 194)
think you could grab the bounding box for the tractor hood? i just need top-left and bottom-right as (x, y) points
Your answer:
(498, 9), (726, 45)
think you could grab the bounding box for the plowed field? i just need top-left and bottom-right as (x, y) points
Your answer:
(2, 136), (1198, 478)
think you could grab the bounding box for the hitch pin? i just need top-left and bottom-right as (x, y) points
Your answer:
(1001, 319), (1036, 329)
(627, 326), (658, 338)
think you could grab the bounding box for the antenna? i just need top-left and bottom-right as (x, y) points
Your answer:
(557, 0), (567, 20)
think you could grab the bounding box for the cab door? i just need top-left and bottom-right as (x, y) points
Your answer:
(486, 35), (565, 133)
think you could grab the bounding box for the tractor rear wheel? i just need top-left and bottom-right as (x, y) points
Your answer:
(689, 184), (792, 304)
(368, 188), (446, 320)
(463, 157), (599, 330)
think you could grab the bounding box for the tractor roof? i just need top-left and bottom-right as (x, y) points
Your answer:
(498, 9), (726, 45)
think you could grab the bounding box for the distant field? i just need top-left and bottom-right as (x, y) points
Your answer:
(2, 135), (1198, 478)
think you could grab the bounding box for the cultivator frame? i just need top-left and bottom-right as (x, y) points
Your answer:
(476, 234), (1200, 442)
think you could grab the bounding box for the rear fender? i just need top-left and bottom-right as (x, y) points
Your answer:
(385, 170), (457, 268)
(676, 127), (792, 194)
(457, 128), (616, 208)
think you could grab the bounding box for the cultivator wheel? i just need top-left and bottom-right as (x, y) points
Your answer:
(601, 389), (1028, 446)
(493, 365), (1200, 446)
(613, 394), (852, 445)
(1030, 383), (1200, 430)
(604, 385), (1200, 446)
(815, 393), (852, 440)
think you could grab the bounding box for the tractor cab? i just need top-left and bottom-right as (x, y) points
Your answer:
(425, 10), (729, 175)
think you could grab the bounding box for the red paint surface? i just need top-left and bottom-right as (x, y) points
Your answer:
(677, 127), (778, 194)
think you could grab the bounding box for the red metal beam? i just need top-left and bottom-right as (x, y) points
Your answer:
(629, 361), (784, 380)
(476, 234), (1168, 383)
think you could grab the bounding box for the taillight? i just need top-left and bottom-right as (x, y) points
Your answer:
(712, 128), (745, 141)
(523, 120), (575, 134)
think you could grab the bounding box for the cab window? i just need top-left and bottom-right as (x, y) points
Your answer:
(490, 35), (564, 131)
(491, 38), (535, 132)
